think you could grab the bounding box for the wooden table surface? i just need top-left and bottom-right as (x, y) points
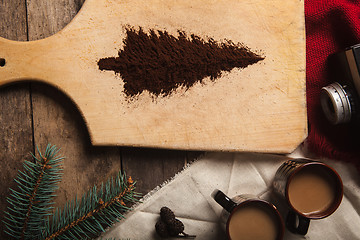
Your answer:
(0, 1), (202, 237)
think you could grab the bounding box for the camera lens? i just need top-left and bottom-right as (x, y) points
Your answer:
(320, 82), (354, 124)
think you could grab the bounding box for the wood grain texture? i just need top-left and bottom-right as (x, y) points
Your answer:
(0, 0), (28, 41)
(26, 0), (120, 209)
(0, 1), (32, 238)
(0, 84), (33, 238)
(0, 0), (187, 237)
(27, 0), (84, 40)
(30, 82), (122, 208)
(26, 0), (185, 207)
(0, 0), (307, 153)
(122, 148), (187, 194)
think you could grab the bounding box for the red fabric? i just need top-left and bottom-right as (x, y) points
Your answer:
(305, 0), (360, 169)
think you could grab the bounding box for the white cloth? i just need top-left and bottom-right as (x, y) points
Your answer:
(100, 149), (360, 240)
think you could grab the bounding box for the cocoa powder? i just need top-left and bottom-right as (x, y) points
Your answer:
(98, 27), (264, 97)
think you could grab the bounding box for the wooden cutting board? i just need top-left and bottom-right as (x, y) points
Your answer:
(0, 0), (306, 153)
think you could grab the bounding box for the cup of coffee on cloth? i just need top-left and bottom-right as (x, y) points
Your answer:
(272, 158), (343, 235)
(212, 190), (284, 240)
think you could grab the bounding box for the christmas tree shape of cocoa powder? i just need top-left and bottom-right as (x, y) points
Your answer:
(98, 27), (264, 97)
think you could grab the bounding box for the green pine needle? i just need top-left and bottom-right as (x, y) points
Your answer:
(3, 144), (141, 240)
(3, 144), (64, 240)
(42, 172), (141, 240)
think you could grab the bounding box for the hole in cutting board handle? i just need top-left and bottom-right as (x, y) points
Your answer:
(0, 58), (5, 67)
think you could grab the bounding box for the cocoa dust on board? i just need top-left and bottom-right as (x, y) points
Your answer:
(98, 27), (264, 98)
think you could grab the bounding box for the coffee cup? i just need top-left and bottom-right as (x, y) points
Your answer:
(212, 190), (284, 240)
(273, 158), (343, 235)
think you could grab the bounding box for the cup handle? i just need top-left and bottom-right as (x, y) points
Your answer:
(212, 190), (237, 213)
(286, 211), (310, 235)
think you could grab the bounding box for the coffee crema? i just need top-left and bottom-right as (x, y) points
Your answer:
(288, 166), (336, 215)
(228, 203), (279, 240)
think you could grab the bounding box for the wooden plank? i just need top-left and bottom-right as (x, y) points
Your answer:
(122, 147), (187, 194)
(0, 1), (32, 238)
(26, 0), (124, 208)
(30, 83), (122, 208)
(26, 0), (84, 40)
(0, 0), (28, 41)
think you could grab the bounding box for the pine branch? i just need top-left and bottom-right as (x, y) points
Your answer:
(42, 172), (141, 240)
(3, 144), (141, 240)
(3, 144), (64, 240)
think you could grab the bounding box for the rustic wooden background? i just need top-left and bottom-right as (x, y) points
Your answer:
(0, 0), (202, 237)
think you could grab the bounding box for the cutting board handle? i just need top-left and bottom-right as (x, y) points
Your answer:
(0, 38), (47, 86)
